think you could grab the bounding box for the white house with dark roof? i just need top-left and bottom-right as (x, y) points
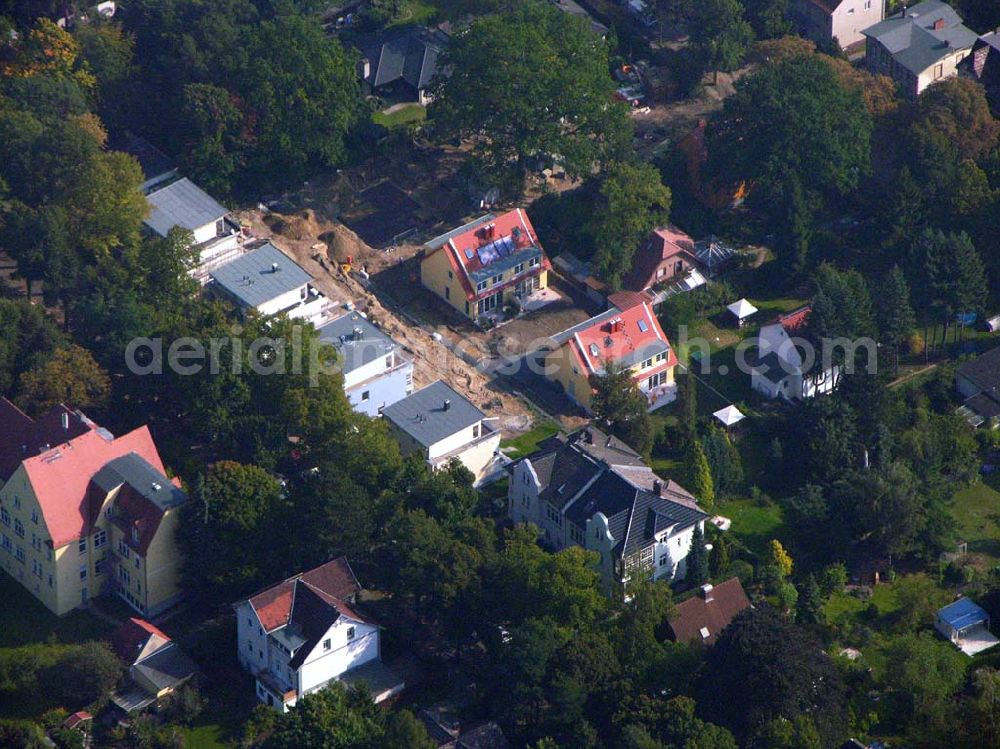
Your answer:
(956, 345), (1000, 429)
(862, 0), (977, 96)
(144, 177), (243, 283)
(381, 380), (501, 485)
(234, 557), (403, 712)
(750, 306), (839, 401)
(318, 312), (413, 418)
(508, 426), (708, 595)
(208, 242), (333, 324)
(358, 25), (448, 106)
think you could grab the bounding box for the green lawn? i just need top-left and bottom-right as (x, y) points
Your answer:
(0, 573), (111, 648)
(824, 584), (902, 629)
(952, 474), (1000, 565)
(372, 103), (427, 129)
(714, 497), (786, 556)
(180, 682), (258, 749)
(501, 420), (559, 459)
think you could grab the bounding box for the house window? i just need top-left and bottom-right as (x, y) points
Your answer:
(13, 497), (20, 510)
(15, 545), (25, 563)
(647, 372), (667, 389)
(472, 425), (480, 439)
(14, 519), (24, 539)
(546, 503), (563, 527)
(118, 540), (130, 559)
(323, 638), (331, 651)
(934, 63), (944, 79)
(641, 358), (653, 369)
(131, 527), (139, 544)
(865, 0), (871, 6)
(656, 352), (667, 362)
(95, 556), (105, 575)
(79, 566), (87, 581)
(529, 257), (540, 267)
(362, 390), (370, 401)
(46, 548), (51, 561)
(445, 286), (450, 300)
(135, 556), (140, 569)
(492, 273), (503, 286)
(30, 509), (38, 525)
(476, 280), (488, 292)
(94, 530), (106, 548)
(346, 626), (356, 640)
(248, 641), (253, 653)
(515, 263), (525, 274)
(570, 524), (584, 544)
(1, 533), (10, 553)
(465, 302), (470, 315)
(385, 355), (393, 369)
(79, 537), (86, 554)
(48, 574), (53, 588)
(659, 553), (669, 567)
(0, 508), (8, 526)
(448, 270), (454, 279)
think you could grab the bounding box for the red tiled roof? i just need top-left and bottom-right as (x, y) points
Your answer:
(62, 712), (93, 730)
(568, 300), (678, 377)
(110, 617), (171, 663)
(21, 426), (168, 549)
(0, 398), (95, 482)
(426, 209), (552, 302)
(668, 578), (751, 645)
(774, 305), (812, 334)
(247, 557), (363, 633)
(607, 290), (651, 312)
(622, 227), (699, 292)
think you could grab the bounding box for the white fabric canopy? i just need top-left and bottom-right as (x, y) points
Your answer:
(713, 405), (746, 427)
(726, 298), (758, 320)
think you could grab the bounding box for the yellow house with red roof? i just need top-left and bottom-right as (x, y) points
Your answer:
(543, 292), (678, 412)
(420, 208), (551, 321)
(0, 398), (187, 617)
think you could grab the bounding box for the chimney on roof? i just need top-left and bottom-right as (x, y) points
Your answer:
(151, 482), (161, 492)
(353, 327), (363, 341)
(934, 17), (945, 31)
(653, 479), (662, 496)
(271, 262), (280, 273)
(583, 429), (593, 444)
(444, 399), (451, 411)
(700, 584), (714, 602)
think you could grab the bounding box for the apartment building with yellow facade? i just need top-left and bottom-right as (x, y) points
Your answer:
(420, 208), (551, 322)
(0, 399), (186, 617)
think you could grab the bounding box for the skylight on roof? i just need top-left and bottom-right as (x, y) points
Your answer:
(589, 343), (600, 356)
(464, 248), (474, 260)
(637, 319), (648, 333)
(700, 627), (711, 639)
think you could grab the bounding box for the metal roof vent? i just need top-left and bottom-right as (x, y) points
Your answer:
(443, 399), (451, 411)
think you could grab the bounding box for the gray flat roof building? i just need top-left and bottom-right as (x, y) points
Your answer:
(145, 178), (229, 237)
(318, 313), (399, 375)
(381, 380), (485, 447)
(209, 242), (312, 310)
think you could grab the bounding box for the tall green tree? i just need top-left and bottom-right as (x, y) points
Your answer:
(432, 2), (631, 193)
(591, 162), (671, 289)
(743, 0), (791, 39)
(590, 362), (655, 457)
(686, 440), (715, 508)
(876, 265), (915, 375)
(686, 524), (709, 586)
(690, 0), (754, 84)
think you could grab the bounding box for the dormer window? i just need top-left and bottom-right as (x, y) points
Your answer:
(346, 626), (356, 640)
(30, 509), (38, 525)
(323, 638), (331, 651)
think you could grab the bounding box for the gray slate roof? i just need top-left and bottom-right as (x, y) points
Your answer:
(133, 643), (197, 692)
(362, 25), (447, 92)
(863, 0), (978, 75)
(92, 453), (186, 511)
(382, 380), (485, 447)
(958, 346), (1000, 393)
(209, 242), (312, 309)
(519, 427), (706, 559)
(318, 313), (399, 374)
(145, 178), (228, 236)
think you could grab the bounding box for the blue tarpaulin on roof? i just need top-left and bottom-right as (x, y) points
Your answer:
(938, 598), (988, 631)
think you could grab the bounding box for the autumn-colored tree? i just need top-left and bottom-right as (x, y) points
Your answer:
(16, 344), (109, 416)
(766, 539), (794, 578)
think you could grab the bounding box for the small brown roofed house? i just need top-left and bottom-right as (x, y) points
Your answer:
(667, 577), (751, 645)
(621, 227), (700, 293)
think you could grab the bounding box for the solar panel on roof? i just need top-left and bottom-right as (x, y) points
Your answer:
(464, 248), (474, 260)
(477, 243), (498, 266)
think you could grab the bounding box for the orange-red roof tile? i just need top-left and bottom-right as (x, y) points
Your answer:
(21, 426), (167, 549)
